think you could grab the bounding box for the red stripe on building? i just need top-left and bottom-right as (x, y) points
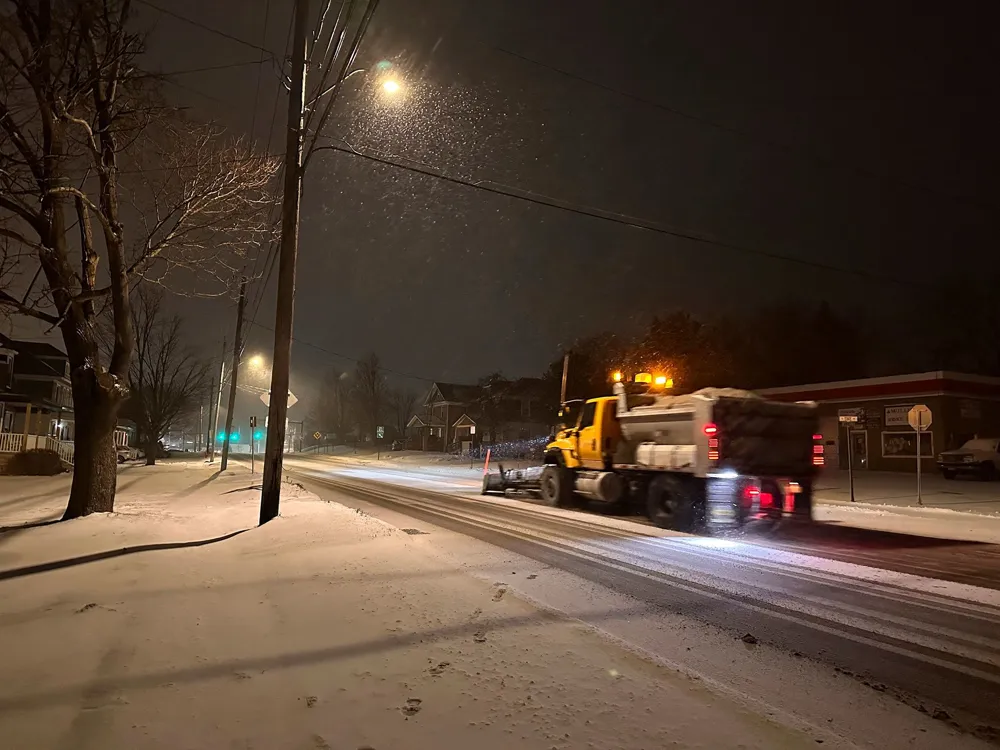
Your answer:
(765, 377), (1000, 403)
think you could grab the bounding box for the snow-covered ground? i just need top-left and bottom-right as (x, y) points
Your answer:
(0, 461), (824, 748)
(2, 460), (994, 748)
(292, 451), (1000, 544)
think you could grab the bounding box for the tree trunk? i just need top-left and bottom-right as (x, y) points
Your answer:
(144, 436), (158, 466)
(62, 369), (122, 520)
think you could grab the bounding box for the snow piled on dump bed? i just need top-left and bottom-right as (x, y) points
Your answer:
(1, 461), (821, 749)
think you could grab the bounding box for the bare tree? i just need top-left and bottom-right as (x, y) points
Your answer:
(388, 387), (417, 441)
(0, 1), (276, 517)
(309, 367), (351, 443)
(352, 353), (386, 442)
(476, 372), (511, 443)
(118, 288), (210, 466)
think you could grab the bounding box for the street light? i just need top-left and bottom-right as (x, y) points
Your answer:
(382, 79), (401, 95)
(248, 354), (265, 369)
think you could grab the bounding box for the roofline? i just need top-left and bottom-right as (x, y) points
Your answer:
(758, 371), (1000, 396)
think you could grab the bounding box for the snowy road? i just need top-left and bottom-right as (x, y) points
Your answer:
(280, 455), (1000, 743)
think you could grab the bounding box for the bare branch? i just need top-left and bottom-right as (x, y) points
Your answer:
(0, 288), (59, 324)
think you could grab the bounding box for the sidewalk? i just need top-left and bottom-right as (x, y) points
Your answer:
(814, 469), (1000, 514)
(0, 461), (815, 749)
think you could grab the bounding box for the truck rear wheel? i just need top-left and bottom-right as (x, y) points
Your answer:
(540, 465), (576, 508)
(646, 475), (696, 532)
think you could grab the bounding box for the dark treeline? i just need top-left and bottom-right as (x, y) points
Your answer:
(307, 276), (997, 441)
(544, 275), (1000, 403)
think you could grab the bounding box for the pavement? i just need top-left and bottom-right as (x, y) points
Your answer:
(280, 457), (1000, 745)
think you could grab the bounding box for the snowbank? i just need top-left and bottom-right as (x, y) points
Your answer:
(1, 461), (818, 748)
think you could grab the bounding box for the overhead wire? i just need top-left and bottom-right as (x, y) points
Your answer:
(312, 140), (922, 289)
(134, 0), (277, 58)
(242, 2), (299, 356)
(237, 0), (277, 334)
(244, 0), (381, 359)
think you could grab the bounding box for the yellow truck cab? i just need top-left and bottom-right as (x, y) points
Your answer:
(545, 396), (620, 471)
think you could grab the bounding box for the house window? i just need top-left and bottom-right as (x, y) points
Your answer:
(470, 425), (476, 435)
(0, 353), (11, 389)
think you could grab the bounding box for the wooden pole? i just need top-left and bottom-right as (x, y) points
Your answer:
(221, 278), (247, 471)
(260, 0), (309, 525)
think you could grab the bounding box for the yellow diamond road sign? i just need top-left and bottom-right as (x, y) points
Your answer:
(313, 431), (322, 440)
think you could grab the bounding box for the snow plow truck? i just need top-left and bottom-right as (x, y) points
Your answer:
(482, 377), (822, 533)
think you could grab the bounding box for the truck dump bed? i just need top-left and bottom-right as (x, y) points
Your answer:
(616, 386), (818, 479)
(713, 395), (817, 477)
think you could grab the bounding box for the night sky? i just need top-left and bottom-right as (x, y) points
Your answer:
(125, 0), (996, 412)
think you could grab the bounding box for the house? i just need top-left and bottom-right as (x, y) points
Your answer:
(407, 378), (555, 453)
(0, 335), (76, 467)
(0, 335), (132, 470)
(407, 382), (481, 452)
(758, 371), (1000, 473)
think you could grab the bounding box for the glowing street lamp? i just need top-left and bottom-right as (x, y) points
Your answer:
(382, 79), (401, 95)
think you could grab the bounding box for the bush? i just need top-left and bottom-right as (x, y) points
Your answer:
(6, 449), (65, 476)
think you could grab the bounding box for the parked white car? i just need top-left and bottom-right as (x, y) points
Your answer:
(937, 438), (1000, 480)
(116, 446), (138, 463)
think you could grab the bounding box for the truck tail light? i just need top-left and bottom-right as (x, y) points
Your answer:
(812, 433), (825, 466)
(705, 424), (720, 461)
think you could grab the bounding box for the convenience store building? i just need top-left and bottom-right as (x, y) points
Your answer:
(758, 372), (1000, 474)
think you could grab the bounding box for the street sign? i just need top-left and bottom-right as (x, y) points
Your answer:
(907, 404), (932, 431)
(260, 391), (298, 408)
(376, 425), (385, 439)
(908, 404), (932, 507)
(838, 415), (859, 423)
(313, 431), (322, 440)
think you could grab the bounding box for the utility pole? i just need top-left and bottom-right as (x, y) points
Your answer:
(260, 0), (309, 525)
(221, 279), (248, 471)
(208, 337), (226, 463)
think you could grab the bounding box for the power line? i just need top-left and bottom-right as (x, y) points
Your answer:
(495, 46), (995, 214)
(135, 0), (277, 58)
(313, 140), (921, 289)
(243, 3), (298, 348)
(249, 0), (273, 140)
(238, 0), (277, 320)
(135, 60), (266, 78)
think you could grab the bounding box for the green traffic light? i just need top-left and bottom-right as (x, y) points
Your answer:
(230, 432), (240, 442)
(253, 430), (264, 440)
(216, 431), (225, 441)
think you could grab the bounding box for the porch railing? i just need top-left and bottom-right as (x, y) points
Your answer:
(0, 433), (74, 464)
(0, 433), (24, 453)
(46, 437), (74, 464)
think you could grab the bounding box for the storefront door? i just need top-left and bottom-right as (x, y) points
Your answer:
(850, 430), (868, 469)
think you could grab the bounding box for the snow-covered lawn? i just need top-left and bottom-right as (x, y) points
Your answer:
(1, 461), (819, 749)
